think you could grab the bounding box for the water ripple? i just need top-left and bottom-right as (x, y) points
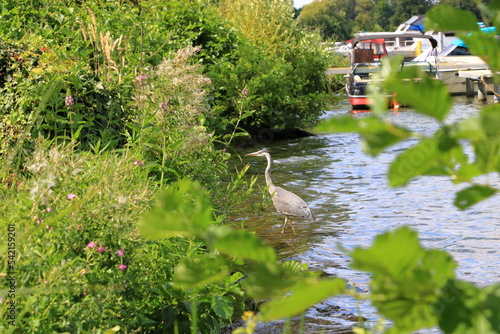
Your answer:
(232, 96), (500, 333)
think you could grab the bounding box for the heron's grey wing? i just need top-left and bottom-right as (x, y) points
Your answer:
(272, 187), (315, 221)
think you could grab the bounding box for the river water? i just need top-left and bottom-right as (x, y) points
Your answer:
(229, 96), (500, 334)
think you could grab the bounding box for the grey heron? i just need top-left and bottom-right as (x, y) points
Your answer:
(245, 148), (315, 234)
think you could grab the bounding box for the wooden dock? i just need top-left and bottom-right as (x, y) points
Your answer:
(326, 67), (350, 75)
(327, 66), (499, 103)
(457, 69), (499, 102)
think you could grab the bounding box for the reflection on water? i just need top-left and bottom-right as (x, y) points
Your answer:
(230, 96), (500, 334)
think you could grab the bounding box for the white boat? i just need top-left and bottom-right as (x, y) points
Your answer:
(414, 36), (490, 95)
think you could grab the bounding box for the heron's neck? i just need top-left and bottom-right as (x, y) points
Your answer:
(264, 154), (276, 193)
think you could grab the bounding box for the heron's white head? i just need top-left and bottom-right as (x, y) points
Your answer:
(245, 148), (270, 157)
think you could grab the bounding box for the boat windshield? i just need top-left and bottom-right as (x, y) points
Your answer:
(353, 63), (380, 78)
(401, 61), (436, 74)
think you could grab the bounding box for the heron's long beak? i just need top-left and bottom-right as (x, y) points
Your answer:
(245, 151), (260, 156)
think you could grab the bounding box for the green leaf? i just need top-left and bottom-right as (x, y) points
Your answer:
(138, 179), (215, 238)
(103, 326), (121, 334)
(259, 278), (346, 321)
(350, 227), (455, 331)
(386, 67), (452, 122)
(462, 31), (500, 72)
(388, 138), (441, 187)
(456, 162), (484, 183)
(210, 227), (276, 262)
(358, 116), (412, 156)
(316, 115), (361, 133)
(481, 104), (500, 137)
(425, 5), (479, 33)
(244, 263), (299, 300)
(350, 226), (423, 279)
(474, 141), (500, 173)
(451, 118), (485, 141)
(317, 114), (412, 157)
(211, 295), (234, 319)
(438, 281), (500, 334)
(454, 184), (497, 209)
(368, 55), (404, 115)
(173, 255), (229, 289)
(483, 283), (500, 331)
(437, 280), (481, 334)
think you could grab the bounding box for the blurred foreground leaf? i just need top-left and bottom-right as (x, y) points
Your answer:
(138, 179), (215, 238)
(350, 226), (424, 278)
(173, 255), (229, 289)
(259, 278), (346, 321)
(388, 138), (441, 187)
(438, 280), (500, 334)
(317, 115), (412, 156)
(350, 226), (456, 331)
(425, 4), (479, 32)
(454, 184), (497, 210)
(385, 66), (452, 122)
(210, 227), (276, 262)
(244, 261), (310, 300)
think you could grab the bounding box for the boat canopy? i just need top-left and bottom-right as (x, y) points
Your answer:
(352, 32), (438, 49)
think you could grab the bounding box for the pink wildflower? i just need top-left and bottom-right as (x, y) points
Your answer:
(159, 102), (169, 112)
(65, 95), (75, 107)
(117, 249), (125, 257)
(133, 160), (144, 166)
(97, 247), (106, 253)
(118, 264), (127, 271)
(67, 193), (77, 200)
(85, 241), (97, 249)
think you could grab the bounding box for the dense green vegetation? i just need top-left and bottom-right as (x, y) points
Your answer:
(297, 0), (487, 41)
(1, 0), (500, 333)
(0, 0), (338, 332)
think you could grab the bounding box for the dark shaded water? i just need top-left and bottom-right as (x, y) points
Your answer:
(230, 96), (500, 333)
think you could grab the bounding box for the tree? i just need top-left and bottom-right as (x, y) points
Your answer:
(298, 0), (352, 40)
(374, 0), (394, 31)
(438, 0), (483, 19)
(390, 0), (432, 29)
(354, 0), (376, 32)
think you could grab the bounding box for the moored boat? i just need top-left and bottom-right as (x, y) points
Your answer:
(344, 32), (438, 109)
(345, 61), (437, 109)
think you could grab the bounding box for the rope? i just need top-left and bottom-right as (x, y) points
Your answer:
(333, 86), (346, 94)
(480, 75), (500, 97)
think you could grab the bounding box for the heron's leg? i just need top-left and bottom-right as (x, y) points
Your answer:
(289, 220), (296, 234)
(281, 216), (288, 234)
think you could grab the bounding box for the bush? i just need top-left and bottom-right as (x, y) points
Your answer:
(0, 141), (247, 333)
(207, 34), (332, 135)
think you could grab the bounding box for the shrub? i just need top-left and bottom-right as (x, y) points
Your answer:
(207, 0), (334, 136)
(0, 140), (247, 333)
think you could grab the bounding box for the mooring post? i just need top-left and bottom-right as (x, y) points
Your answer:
(478, 78), (487, 101)
(465, 78), (475, 98)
